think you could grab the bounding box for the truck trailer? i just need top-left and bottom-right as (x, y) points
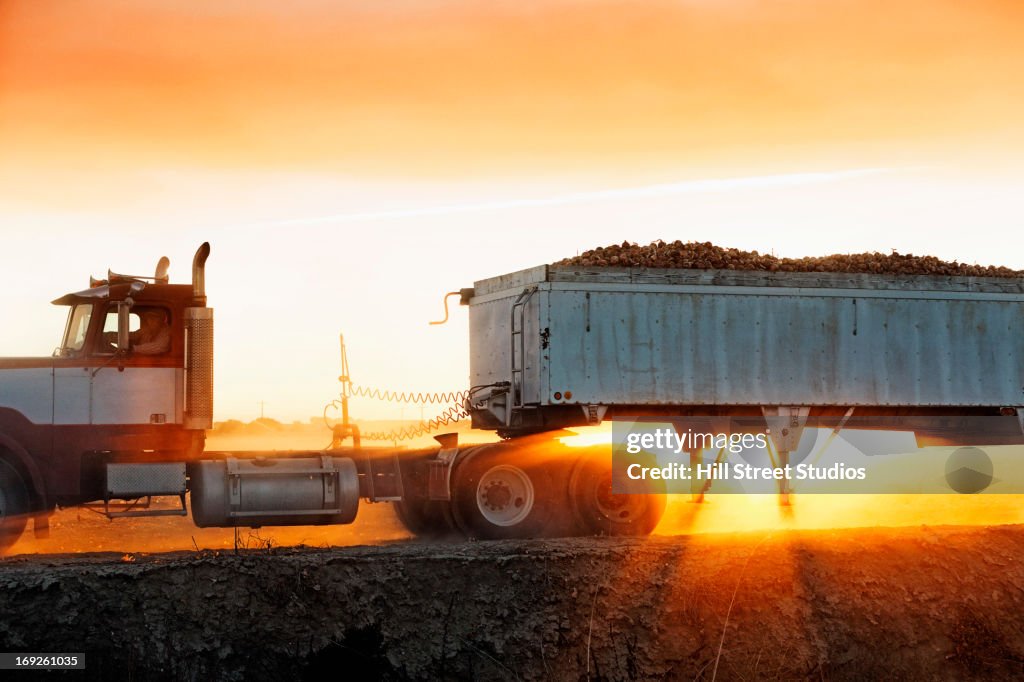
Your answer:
(467, 264), (1024, 431)
(1, 245), (1023, 552)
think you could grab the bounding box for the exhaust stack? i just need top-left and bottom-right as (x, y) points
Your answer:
(185, 242), (214, 430)
(192, 242), (211, 304)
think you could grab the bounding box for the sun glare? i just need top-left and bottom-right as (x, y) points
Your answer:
(559, 424), (615, 447)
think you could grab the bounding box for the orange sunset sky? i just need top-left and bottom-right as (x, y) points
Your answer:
(3, 1), (1024, 173)
(2, 1), (1023, 422)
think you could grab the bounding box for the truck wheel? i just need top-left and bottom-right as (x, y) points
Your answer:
(0, 459), (29, 554)
(569, 455), (666, 536)
(450, 446), (556, 540)
(392, 498), (458, 539)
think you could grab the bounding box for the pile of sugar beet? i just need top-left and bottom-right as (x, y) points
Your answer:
(554, 240), (1024, 277)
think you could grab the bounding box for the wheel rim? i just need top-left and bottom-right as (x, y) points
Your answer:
(591, 473), (649, 523)
(476, 465), (534, 527)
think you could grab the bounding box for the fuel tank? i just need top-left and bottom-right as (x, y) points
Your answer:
(190, 455), (359, 528)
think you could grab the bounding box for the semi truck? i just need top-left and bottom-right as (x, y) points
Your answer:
(1, 244), (1023, 553)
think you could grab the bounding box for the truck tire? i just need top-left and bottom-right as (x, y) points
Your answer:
(392, 498), (458, 539)
(450, 445), (557, 540)
(0, 459), (29, 554)
(569, 454), (666, 536)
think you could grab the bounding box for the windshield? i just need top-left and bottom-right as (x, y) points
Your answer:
(60, 304), (93, 355)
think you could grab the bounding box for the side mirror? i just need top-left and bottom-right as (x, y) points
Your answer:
(117, 298), (134, 352)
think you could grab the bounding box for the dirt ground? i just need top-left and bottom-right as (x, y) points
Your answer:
(4, 427), (1023, 679)
(2, 524), (1023, 681)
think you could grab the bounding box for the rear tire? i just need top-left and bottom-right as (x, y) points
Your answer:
(450, 445), (558, 540)
(0, 459), (29, 555)
(392, 498), (457, 538)
(569, 453), (666, 536)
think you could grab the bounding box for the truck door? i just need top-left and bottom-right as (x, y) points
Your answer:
(89, 305), (180, 427)
(53, 303), (93, 425)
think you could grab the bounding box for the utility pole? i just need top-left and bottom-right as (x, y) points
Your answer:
(257, 401), (266, 420)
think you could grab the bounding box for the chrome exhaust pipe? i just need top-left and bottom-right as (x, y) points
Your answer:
(192, 242), (211, 304)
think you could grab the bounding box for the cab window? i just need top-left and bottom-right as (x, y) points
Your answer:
(60, 304), (93, 355)
(96, 305), (171, 355)
(96, 309), (142, 355)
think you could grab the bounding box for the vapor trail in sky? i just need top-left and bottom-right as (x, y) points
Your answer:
(244, 167), (909, 229)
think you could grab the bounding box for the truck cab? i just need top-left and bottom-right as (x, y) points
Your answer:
(0, 244), (212, 550)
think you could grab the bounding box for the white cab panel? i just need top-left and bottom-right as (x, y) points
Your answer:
(54, 366), (91, 424)
(90, 367), (181, 425)
(0, 367), (53, 424)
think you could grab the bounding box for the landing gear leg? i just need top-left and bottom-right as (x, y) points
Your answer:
(777, 449), (791, 506)
(689, 449), (704, 504)
(763, 406), (809, 508)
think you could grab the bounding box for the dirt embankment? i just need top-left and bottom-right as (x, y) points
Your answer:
(1, 525), (1023, 681)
